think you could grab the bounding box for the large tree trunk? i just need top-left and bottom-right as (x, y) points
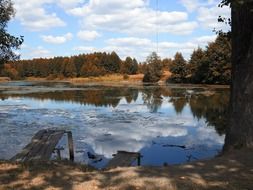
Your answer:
(223, 1), (253, 152)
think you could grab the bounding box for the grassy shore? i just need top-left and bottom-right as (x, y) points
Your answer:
(0, 148), (252, 190)
(19, 71), (172, 84)
(23, 74), (144, 84)
(69, 74), (144, 84)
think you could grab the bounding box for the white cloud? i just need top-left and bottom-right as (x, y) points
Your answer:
(195, 35), (217, 44)
(73, 46), (96, 52)
(72, 35), (217, 61)
(180, 0), (199, 12)
(181, 0), (231, 31)
(28, 46), (51, 58)
(13, 0), (66, 31)
(69, 0), (147, 15)
(17, 44), (51, 59)
(107, 37), (151, 47)
(42, 33), (73, 44)
(68, 0), (197, 35)
(180, 0), (219, 12)
(180, 0), (230, 31)
(77, 30), (100, 41)
(57, 0), (84, 9)
(105, 35), (217, 60)
(197, 5), (230, 30)
(12, 0), (225, 61)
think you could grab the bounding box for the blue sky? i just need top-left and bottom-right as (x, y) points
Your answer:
(8, 0), (230, 61)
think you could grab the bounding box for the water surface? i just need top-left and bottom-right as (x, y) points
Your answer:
(0, 82), (229, 168)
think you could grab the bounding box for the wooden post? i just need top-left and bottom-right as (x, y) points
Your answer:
(137, 154), (141, 166)
(67, 131), (74, 161)
(56, 148), (61, 160)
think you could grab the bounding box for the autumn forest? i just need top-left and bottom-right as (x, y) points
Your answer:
(1, 34), (231, 85)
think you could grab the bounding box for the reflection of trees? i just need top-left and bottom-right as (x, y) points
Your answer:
(0, 87), (140, 108)
(142, 86), (163, 113)
(0, 85), (229, 135)
(189, 91), (229, 135)
(172, 98), (187, 114)
(168, 88), (229, 135)
(122, 88), (139, 103)
(0, 89), (123, 107)
(168, 89), (188, 114)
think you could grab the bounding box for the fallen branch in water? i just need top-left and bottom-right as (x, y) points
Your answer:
(162, 144), (186, 149)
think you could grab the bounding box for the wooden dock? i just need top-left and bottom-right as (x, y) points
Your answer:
(105, 151), (141, 168)
(11, 129), (74, 162)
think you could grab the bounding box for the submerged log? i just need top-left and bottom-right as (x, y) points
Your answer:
(105, 151), (141, 168)
(162, 144), (186, 149)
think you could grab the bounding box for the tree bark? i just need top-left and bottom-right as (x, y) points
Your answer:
(223, 1), (253, 152)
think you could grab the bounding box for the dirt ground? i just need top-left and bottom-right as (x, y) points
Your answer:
(1, 148), (253, 190)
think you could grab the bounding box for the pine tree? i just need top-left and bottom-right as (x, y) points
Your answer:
(169, 52), (187, 83)
(64, 58), (77, 77)
(143, 52), (162, 83)
(188, 48), (207, 83)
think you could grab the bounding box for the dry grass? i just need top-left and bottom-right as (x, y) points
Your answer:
(128, 74), (144, 81)
(1, 148), (253, 190)
(69, 72), (169, 84)
(69, 74), (145, 84)
(0, 77), (10, 82)
(26, 77), (50, 81)
(70, 74), (128, 83)
(23, 71), (171, 84)
(159, 70), (172, 84)
(24, 74), (145, 84)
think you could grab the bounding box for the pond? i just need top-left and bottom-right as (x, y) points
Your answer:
(0, 82), (229, 168)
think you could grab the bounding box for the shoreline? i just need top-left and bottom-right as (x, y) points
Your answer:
(0, 148), (252, 190)
(0, 75), (230, 89)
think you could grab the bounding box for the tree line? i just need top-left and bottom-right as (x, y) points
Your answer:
(1, 52), (140, 79)
(1, 51), (172, 80)
(140, 34), (231, 84)
(1, 34), (231, 86)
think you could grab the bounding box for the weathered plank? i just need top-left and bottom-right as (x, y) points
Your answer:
(11, 129), (65, 162)
(34, 130), (65, 160)
(67, 131), (74, 161)
(106, 151), (141, 168)
(10, 129), (48, 161)
(23, 130), (56, 161)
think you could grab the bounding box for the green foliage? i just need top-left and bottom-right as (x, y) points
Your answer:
(168, 34), (231, 85)
(188, 48), (208, 83)
(0, 0), (23, 66)
(138, 62), (148, 74)
(169, 52), (188, 83)
(143, 52), (162, 83)
(63, 59), (77, 78)
(132, 58), (138, 74)
(204, 34), (231, 84)
(103, 51), (121, 73)
(121, 57), (138, 75)
(80, 61), (101, 77)
(189, 34), (232, 84)
(162, 58), (172, 70)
